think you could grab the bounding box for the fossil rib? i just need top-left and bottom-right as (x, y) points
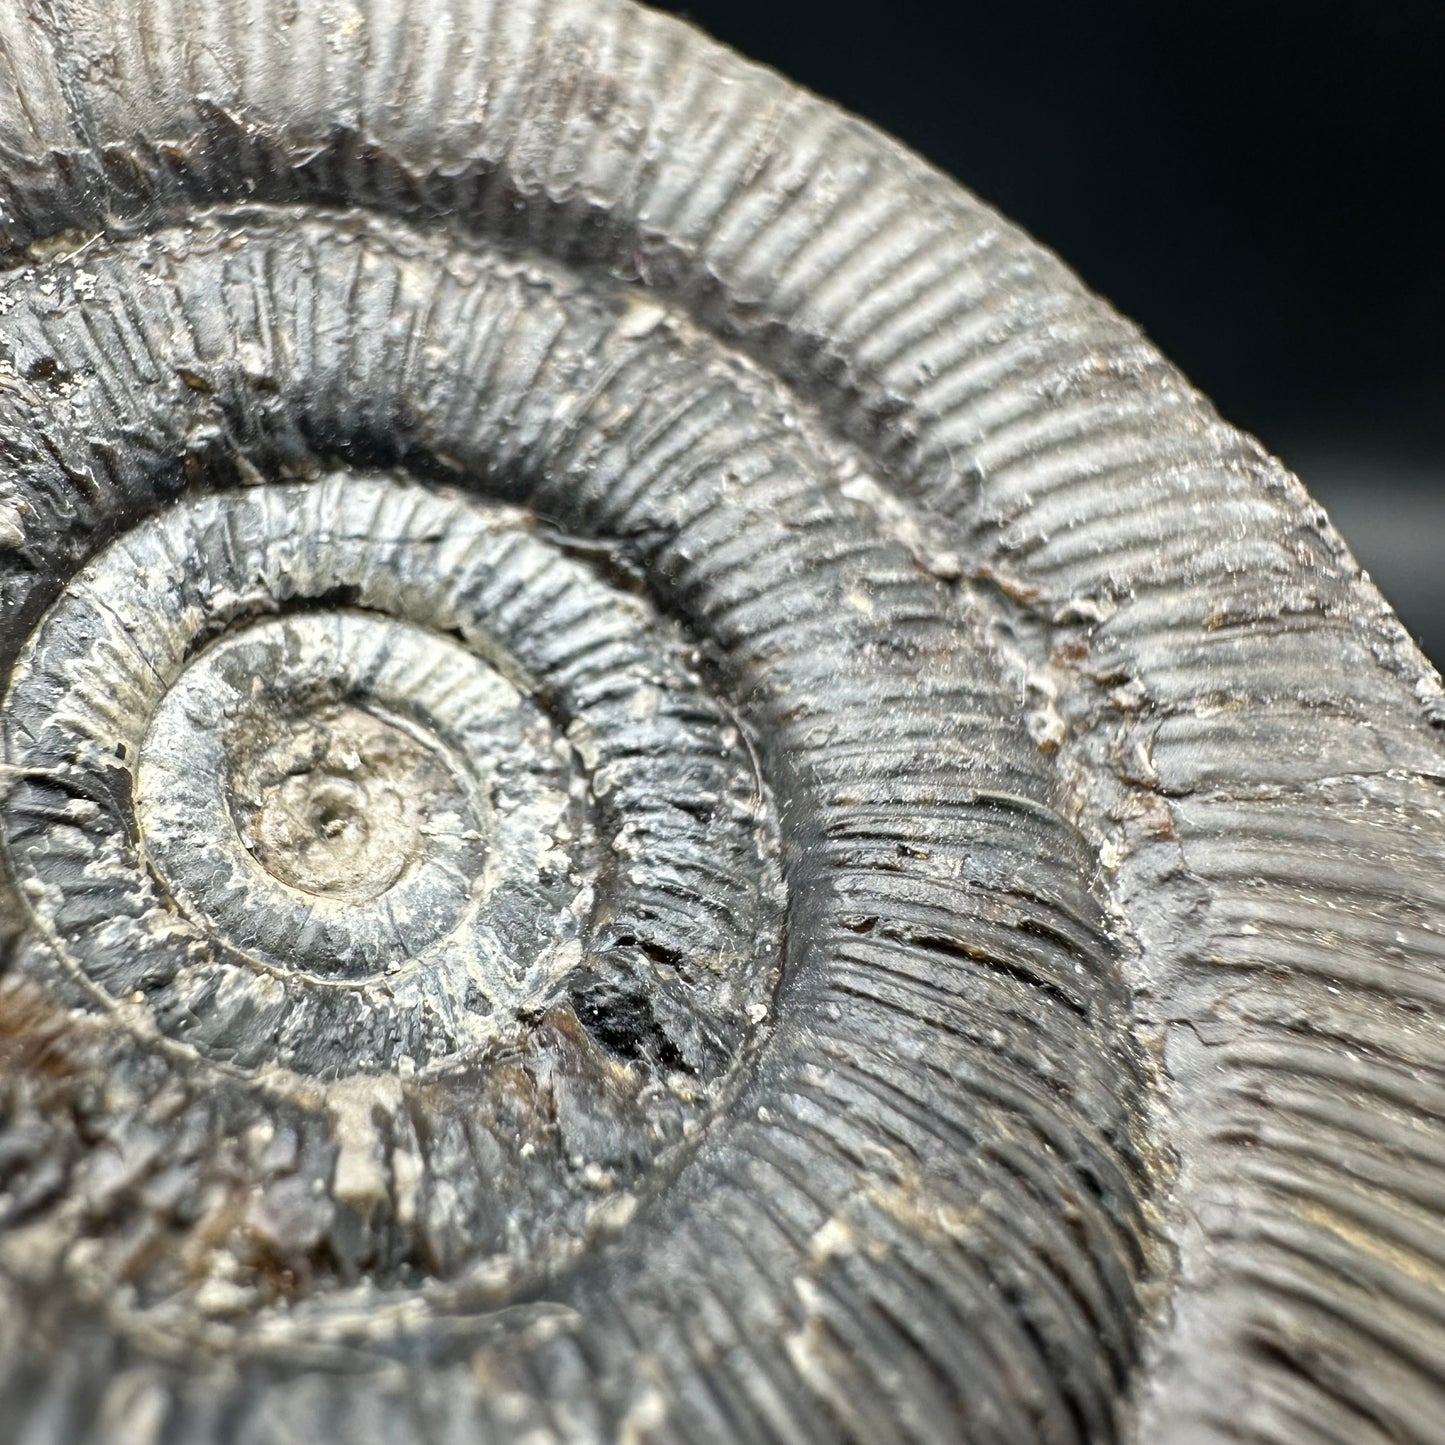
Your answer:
(0, 4), (1441, 1444)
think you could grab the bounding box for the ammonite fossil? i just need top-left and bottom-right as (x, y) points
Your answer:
(0, 3), (1441, 1442)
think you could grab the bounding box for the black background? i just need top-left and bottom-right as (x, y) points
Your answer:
(652, 0), (1444, 665)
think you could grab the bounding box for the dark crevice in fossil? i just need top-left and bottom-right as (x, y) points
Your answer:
(176, 587), (370, 664)
(569, 978), (693, 1076)
(886, 926), (1091, 1020)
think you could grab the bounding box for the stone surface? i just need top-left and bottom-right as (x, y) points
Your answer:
(0, 2), (1441, 1443)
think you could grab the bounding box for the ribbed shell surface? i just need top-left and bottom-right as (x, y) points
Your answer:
(0, 4), (1441, 1444)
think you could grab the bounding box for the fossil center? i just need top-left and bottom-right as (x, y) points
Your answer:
(232, 701), (440, 904)
(135, 612), (496, 981)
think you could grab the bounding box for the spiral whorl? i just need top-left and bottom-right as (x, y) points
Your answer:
(0, 4), (1442, 1444)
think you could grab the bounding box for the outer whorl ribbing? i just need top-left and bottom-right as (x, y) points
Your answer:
(0, 5), (1442, 1444)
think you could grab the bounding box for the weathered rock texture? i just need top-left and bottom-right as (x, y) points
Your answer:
(0, 3), (1441, 1443)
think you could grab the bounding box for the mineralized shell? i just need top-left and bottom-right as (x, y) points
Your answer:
(0, 3), (1442, 1443)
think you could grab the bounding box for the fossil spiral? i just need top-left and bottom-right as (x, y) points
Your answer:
(0, 3), (1442, 1443)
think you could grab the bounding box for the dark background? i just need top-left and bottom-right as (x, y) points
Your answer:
(652, 0), (1444, 666)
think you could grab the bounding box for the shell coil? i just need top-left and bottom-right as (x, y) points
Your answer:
(0, 4), (1443, 1443)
